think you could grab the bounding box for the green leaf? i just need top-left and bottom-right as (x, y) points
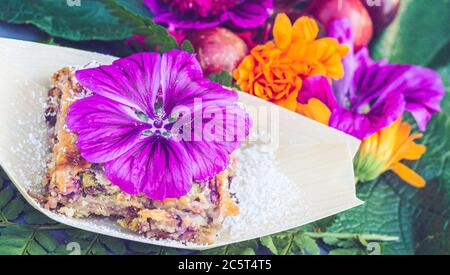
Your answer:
(202, 240), (258, 255)
(226, 240), (258, 255)
(90, 243), (109, 255)
(329, 112), (450, 255)
(437, 63), (450, 112)
(181, 40), (195, 54)
(371, 0), (450, 65)
(322, 237), (339, 246)
(208, 71), (233, 87)
(35, 231), (58, 252)
(0, 224), (33, 236)
(101, 0), (178, 52)
(99, 236), (126, 254)
(260, 224), (326, 255)
(328, 248), (362, 255)
(293, 235), (320, 255)
(259, 232), (295, 255)
(0, 183), (25, 222)
(3, 198), (25, 220)
(23, 209), (57, 225)
(0, 188), (13, 209)
(64, 230), (130, 255)
(0, 237), (28, 255)
(27, 242), (48, 255)
(127, 242), (161, 254)
(334, 239), (355, 249)
(260, 235), (278, 254)
(313, 216), (337, 231)
(0, 0), (151, 41)
(0, 224), (59, 255)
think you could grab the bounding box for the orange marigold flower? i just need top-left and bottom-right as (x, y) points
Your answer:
(354, 117), (427, 188)
(233, 13), (348, 111)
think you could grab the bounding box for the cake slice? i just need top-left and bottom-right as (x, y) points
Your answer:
(35, 67), (239, 244)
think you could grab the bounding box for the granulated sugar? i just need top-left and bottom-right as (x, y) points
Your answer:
(223, 142), (308, 237)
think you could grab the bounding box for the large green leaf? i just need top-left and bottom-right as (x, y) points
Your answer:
(0, 225), (59, 255)
(371, 0), (450, 65)
(328, 112), (450, 255)
(437, 63), (450, 112)
(101, 0), (178, 52)
(0, 0), (151, 41)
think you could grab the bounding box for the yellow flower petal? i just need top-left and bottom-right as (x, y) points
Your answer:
(273, 13), (292, 51)
(355, 117), (427, 189)
(399, 143), (426, 161)
(296, 98), (331, 125)
(292, 16), (319, 42)
(390, 162), (426, 188)
(275, 88), (300, 111)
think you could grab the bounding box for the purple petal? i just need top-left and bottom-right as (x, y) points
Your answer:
(144, 0), (226, 29)
(160, 50), (238, 113)
(153, 12), (227, 29)
(328, 18), (357, 106)
(144, 0), (271, 29)
(354, 47), (383, 68)
(328, 18), (353, 46)
(329, 91), (405, 139)
(229, 0), (273, 28)
(330, 88), (404, 140)
(329, 110), (373, 140)
(296, 74), (404, 139)
(331, 90), (404, 139)
(350, 61), (444, 131)
(182, 141), (232, 181)
(75, 52), (161, 116)
(401, 66), (445, 131)
(160, 50), (203, 102)
(104, 137), (192, 200)
(297, 76), (338, 110)
(170, 79), (239, 116)
(66, 95), (148, 163)
(174, 104), (251, 181)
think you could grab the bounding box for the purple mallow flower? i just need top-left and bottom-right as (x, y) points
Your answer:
(67, 50), (251, 200)
(144, 0), (273, 29)
(298, 19), (445, 139)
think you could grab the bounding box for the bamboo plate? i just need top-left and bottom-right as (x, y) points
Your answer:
(0, 38), (362, 250)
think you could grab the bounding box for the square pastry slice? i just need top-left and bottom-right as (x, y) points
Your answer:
(34, 67), (239, 245)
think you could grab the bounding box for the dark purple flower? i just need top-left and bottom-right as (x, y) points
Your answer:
(144, 0), (273, 29)
(67, 50), (251, 200)
(297, 19), (445, 139)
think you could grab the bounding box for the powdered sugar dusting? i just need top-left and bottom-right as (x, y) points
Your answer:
(223, 141), (308, 237)
(9, 84), (49, 193)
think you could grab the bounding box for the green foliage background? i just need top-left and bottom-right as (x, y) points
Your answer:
(0, 0), (449, 255)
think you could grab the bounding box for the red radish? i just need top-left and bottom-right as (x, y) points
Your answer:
(187, 27), (249, 75)
(307, 0), (374, 50)
(363, 0), (400, 31)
